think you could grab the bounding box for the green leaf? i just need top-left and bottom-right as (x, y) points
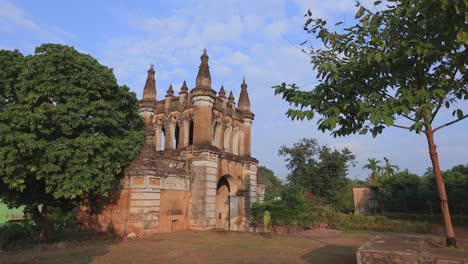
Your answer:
(456, 109), (464, 119)
(355, 6), (365, 19)
(375, 53), (383, 63)
(456, 29), (468, 45)
(374, 0), (381, 5)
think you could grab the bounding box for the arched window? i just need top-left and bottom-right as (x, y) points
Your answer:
(160, 126), (166, 151)
(188, 121), (194, 146)
(174, 123), (180, 149)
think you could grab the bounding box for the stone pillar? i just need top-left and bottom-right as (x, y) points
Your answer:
(189, 152), (219, 230)
(219, 121), (226, 151)
(243, 118), (253, 157)
(177, 118), (186, 150)
(183, 119), (190, 148)
(192, 95), (215, 148)
(155, 124), (162, 151)
(164, 118), (175, 150)
(232, 126), (239, 155)
(239, 129), (245, 156)
(126, 172), (161, 237)
(223, 124), (232, 152)
(242, 162), (258, 229)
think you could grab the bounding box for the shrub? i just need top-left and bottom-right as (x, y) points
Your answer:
(0, 220), (38, 250)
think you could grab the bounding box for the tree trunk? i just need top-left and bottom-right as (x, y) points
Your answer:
(30, 205), (51, 241)
(425, 129), (456, 247)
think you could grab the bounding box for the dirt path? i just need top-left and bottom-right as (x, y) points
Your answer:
(0, 230), (374, 264)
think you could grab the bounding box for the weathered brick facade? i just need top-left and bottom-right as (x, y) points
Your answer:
(98, 50), (265, 236)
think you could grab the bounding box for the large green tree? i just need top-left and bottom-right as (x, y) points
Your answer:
(0, 44), (145, 238)
(274, 0), (466, 246)
(278, 138), (355, 202)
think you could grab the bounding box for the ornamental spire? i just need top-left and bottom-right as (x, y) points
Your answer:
(166, 84), (174, 97)
(218, 85), (226, 98)
(180, 80), (188, 94)
(195, 49), (211, 89)
(142, 64), (156, 100)
(228, 91), (235, 104)
(238, 77), (251, 112)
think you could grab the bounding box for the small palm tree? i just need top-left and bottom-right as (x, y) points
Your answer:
(363, 158), (381, 185)
(380, 157), (400, 180)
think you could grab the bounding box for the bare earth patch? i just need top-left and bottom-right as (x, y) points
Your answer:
(0, 230), (374, 264)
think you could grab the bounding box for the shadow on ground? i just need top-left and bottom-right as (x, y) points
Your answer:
(302, 245), (358, 264)
(0, 238), (120, 264)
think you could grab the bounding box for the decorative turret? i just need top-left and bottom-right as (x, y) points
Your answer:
(228, 91), (235, 103)
(195, 49), (212, 90)
(165, 84), (174, 110)
(166, 84), (174, 97)
(143, 64), (156, 100)
(238, 77), (251, 113)
(180, 81), (188, 94)
(179, 81), (188, 105)
(218, 85), (226, 99)
(140, 64), (157, 124)
(191, 49), (216, 147)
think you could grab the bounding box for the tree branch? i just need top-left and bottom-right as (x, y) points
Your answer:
(391, 124), (412, 130)
(433, 114), (468, 133)
(400, 114), (417, 122)
(430, 98), (443, 124)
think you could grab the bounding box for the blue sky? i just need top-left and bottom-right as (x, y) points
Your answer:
(1, 0), (467, 180)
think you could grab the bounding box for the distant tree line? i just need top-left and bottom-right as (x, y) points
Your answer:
(380, 165), (468, 216)
(260, 138), (468, 218)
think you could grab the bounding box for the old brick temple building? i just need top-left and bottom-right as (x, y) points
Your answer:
(98, 50), (265, 236)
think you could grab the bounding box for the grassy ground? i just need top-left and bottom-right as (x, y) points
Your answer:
(0, 230), (374, 264)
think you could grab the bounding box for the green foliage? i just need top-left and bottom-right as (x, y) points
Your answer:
(380, 170), (423, 212)
(278, 138), (355, 202)
(380, 165), (468, 215)
(275, 0), (467, 137)
(0, 44), (145, 227)
(363, 157), (400, 186)
(252, 186), (318, 227)
(323, 208), (433, 233)
(0, 220), (37, 250)
(331, 181), (355, 213)
(363, 158), (381, 186)
(258, 166), (283, 201)
(384, 213), (468, 227)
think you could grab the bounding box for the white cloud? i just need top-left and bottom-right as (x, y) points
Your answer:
(0, 0), (41, 32)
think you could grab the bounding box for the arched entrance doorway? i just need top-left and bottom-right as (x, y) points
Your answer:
(215, 175), (238, 230)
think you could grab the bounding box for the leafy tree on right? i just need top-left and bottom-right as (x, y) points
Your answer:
(274, 0), (466, 247)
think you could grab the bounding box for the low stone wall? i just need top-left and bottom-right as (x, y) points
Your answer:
(356, 234), (467, 264)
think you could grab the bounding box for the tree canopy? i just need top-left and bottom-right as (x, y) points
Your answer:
(0, 44), (145, 237)
(363, 157), (399, 185)
(274, 0), (466, 247)
(278, 138), (355, 202)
